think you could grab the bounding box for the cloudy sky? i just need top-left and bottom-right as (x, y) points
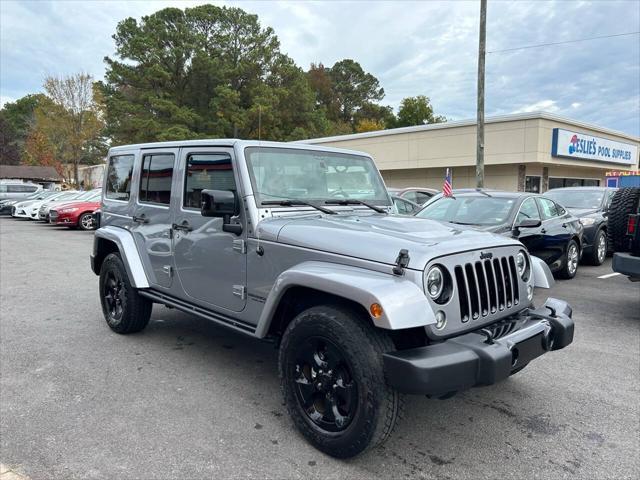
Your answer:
(1, 0), (639, 135)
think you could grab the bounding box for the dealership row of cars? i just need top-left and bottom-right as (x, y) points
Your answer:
(0, 188), (102, 230)
(391, 185), (620, 280)
(0, 183), (625, 281)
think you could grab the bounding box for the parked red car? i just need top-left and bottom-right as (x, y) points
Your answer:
(50, 199), (101, 230)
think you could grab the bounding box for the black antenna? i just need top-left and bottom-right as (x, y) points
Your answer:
(258, 104), (262, 142)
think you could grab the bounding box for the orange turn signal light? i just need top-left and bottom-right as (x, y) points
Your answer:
(370, 303), (383, 318)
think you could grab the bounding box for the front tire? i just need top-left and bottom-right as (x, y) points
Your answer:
(278, 305), (402, 458)
(558, 239), (579, 279)
(99, 253), (152, 334)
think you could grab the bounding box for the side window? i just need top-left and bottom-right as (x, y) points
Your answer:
(25, 185), (38, 193)
(402, 191), (418, 203)
(606, 190), (616, 208)
(139, 154), (175, 205)
(7, 185), (22, 193)
(106, 154), (135, 201)
(415, 191), (432, 204)
(517, 198), (540, 224)
(556, 203), (566, 216)
(184, 153), (236, 209)
(537, 197), (558, 220)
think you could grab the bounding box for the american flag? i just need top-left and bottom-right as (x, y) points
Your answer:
(443, 168), (453, 197)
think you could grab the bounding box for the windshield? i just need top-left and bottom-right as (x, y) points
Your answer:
(416, 195), (516, 226)
(245, 147), (390, 206)
(544, 190), (604, 209)
(51, 192), (80, 202)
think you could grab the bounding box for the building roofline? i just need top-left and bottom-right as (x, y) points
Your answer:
(298, 111), (640, 144)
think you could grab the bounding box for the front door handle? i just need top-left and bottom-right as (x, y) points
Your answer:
(541, 228), (547, 234)
(172, 221), (192, 232)
(133, 214), (149, 224)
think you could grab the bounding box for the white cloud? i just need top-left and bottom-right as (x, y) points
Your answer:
(513, 100), (560, 114)
(571, 102), (582, 109)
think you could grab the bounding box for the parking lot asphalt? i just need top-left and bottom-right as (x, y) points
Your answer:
(1, 217), (639, 480)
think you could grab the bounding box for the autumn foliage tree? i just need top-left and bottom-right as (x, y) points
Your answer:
(36, 74), (104, 185)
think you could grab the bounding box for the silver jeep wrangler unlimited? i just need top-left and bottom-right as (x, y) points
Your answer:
(91, 140), (574, 458)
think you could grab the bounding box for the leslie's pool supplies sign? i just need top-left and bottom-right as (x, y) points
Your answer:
(552, 128), (638, 165)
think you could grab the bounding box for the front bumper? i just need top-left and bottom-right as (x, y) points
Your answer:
(612, 252), (640, 280)
(383, 298), (574, 396)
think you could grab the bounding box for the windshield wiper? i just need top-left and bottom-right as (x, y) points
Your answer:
(324, 199), (388, 214)
(449, 220), (477, 225)
(262, 199), (336, 215)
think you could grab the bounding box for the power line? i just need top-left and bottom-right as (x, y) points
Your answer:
(488, 31), (640, 54)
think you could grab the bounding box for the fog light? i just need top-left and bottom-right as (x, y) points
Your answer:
(370, 303), (383, 318)
(527, 285), (534, 301)
(435, 310), (447, 330)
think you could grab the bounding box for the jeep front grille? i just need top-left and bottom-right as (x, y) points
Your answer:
(454, 256), (520, 323)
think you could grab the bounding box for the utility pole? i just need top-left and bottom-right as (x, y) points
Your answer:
(476, 0), (487, 188)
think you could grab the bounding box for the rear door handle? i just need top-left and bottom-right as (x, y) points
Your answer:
(541, 228), (547, 234)
(133, 214), (149, 224)
(172, 221), (192, 232)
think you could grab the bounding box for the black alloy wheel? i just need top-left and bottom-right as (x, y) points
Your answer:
(103, 269), (126, 325)
(99, 253), (152, 334)
(293, 337), (357, 432)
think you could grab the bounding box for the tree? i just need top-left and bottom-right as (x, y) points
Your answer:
(99, 5), (325, 143)
(355, 118), (385, 133)
(0, 117), (20, 165)
(38, 74), (105, 185)
(0, 94), (50, 162)
(396, 95), (446, 127)
(327, 59), (384, 126)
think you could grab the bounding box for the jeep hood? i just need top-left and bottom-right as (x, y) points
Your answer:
(256, 213), (521, 270)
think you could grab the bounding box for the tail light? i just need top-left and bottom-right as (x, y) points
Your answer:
(628, 215), (637, 236)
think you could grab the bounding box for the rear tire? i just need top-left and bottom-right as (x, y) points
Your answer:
(585, 229), (607, 266)
(99, 253), (152, 334)
(278, 305), (402, 458)
(558, 239), (579, 279)
(608, 188), (640, 253)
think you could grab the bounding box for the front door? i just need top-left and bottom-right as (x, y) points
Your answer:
(172, 148), (247, 312)
(536, 197), (571, 267)
(513, 197), (545, 260)
(131, 149), (178, 288)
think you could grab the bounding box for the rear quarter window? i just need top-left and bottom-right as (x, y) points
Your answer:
(105, 154), (135, 201)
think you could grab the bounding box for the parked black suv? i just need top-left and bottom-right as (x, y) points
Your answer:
(545, 187), (616, 265)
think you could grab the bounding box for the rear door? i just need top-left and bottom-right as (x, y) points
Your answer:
(172, 147), (247, 312)
(131, 148), (178, 289)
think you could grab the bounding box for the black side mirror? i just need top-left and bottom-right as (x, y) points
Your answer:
(201, 189), (238, 217)
(517, 219), (542, 228)
(201, 189), (243, 235)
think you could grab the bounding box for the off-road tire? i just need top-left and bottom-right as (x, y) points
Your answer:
(608, 187), (640, 253)
(585, 229), (607, 266)
(99, 253), (152, 334)
(279, 305), (403, 458)
(558, 239), (579, 279)
(78, 212), (95, 231)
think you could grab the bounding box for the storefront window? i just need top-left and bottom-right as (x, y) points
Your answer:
(548, 177), (600, 190)
(525, 176), (541, 193)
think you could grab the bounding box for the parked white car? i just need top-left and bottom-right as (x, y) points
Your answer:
(13, 191), (75, 219)
(0, 182), (42, 200)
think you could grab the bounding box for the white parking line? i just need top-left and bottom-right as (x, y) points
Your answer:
(598, 272), (621, 279)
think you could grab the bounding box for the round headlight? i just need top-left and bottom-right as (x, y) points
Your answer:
(426, 266), (444, 299)
(516, 251), (527, 278)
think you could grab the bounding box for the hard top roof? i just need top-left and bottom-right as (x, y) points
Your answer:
(108, 139), (371, 158)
